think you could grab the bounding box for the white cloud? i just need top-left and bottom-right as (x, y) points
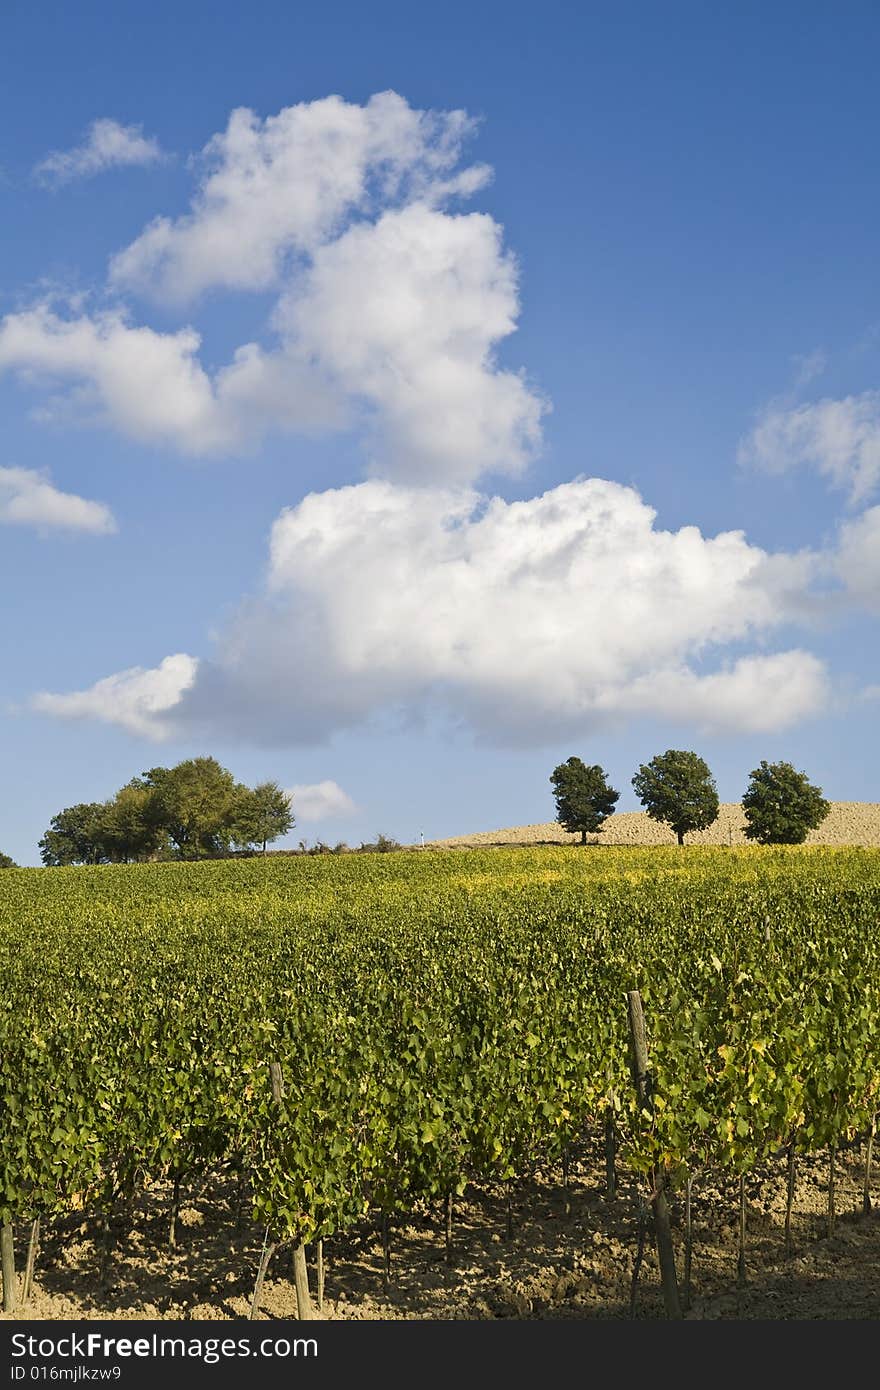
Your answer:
(0, 94), (540, 482)
(280, 203), (544, 483)
(834, 504), (880, 610)
(0, 304), (345, 454)
(287, 780), (357, 821)
(602, 652), (829, 734)
(0, 465), (116, 534)
(35, 119), (163, 186)
(739, 391), (880, 502)
(0, 305), (225, 452)
(32, 654), (197, 739)
(109, 91), (487, 302)
(32, 477), (830, 744)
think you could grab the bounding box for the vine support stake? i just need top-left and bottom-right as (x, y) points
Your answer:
(626, 989), (682, 1319)
(864, 1113), (875, 1217)
(737, 1173), (747, 1288)
(444, 1190), (454, 1263)
(23, 1218), (39, 1305)
(292, 1244), (313, 1319)
(785, 1142), (796, 1257)
(1, 1222), (16, 1314)
(316, 1238), (324, 1313)
(248, 1232), (277, 1320)
(605, 1112), (617, 1201)
(683, 1175), (693, 1311)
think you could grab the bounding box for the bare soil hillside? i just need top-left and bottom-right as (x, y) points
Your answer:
(429, 802), (880, 850)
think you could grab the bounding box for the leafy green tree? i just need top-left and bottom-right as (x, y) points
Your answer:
(632, 749), (719, 845)
(233, 781), (295, 854)
(38, 802), (111, 866)
(144, 757), (246, 860)
(102, 780), (169, 863)
(742, 760), (830, 845)
(0, 852), (16, 868)
(550, 758), (620, 844)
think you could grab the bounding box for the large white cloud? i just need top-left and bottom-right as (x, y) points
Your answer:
(739, 391), (880, 502)
(109, 91), (488, 302)
(0, 465), (116, 534)
(32, 654), (197, 739)
(280, 203), (544, 483)
(1, 94), (540, 481)
(0, 305), (343, 453)
(34, 118), (164, 186)
(31, 477), (830, 744)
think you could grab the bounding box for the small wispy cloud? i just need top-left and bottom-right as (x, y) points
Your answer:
(34, 119), (164, 186)
(286, 781), (357, 821)
(0, 465), (116, 534)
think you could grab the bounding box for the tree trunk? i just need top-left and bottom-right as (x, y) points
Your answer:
(677, 829), (685, 846)
(580, 829), (586, 845)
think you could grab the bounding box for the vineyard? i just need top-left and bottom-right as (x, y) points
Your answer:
(1, 845), (879, 1319)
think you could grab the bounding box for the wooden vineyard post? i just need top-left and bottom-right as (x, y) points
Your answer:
(268, 1062), (315, 1321)
(864, 1112), (876, 1217)
(316, 1238), (325, 1313)
(22, 1218), (39, 1305)
(1, 1222), (16, 1313)
(626, 990), (682, 1319)
(605, 1111), (617, 1201)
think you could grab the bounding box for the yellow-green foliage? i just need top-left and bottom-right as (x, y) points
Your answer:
(1, 846), (878, 1239)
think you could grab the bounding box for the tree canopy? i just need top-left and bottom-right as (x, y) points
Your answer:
(39, 759), (296, 865)
(0, 852), (16, 869)
(233, 781), (294, 854)
(742, 760), (830, 845)
(632, 749), (719, 845)
(550, 758), (619, 844)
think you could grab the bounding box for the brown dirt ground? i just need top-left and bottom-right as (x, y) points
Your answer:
(428, 802), (880, 850)
(3, 1134), (878, 1321)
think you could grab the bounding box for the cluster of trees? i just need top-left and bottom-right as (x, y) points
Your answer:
(38, 757), (294, 866)
(551, 751), (831, 846)
(0, 852), (16, 869)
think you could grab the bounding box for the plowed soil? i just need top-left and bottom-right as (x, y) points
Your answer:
(428, 802), (880, 850)
(3, 1135), (878, 1321)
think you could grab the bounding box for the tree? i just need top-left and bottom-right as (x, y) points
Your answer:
(550, 758), (620, 844)
(0, 852), (16, 868)
(143, 757), (245, 860)
(632, 749), (719, 845)
(233, 781), (295, 854)
(38, 802), (112, 866)
(102, 780), (169, 863)
(742, 760), (830, 845)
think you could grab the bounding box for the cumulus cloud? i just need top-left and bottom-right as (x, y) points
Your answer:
(35, 119), (163, 186)
(0, 304), (343, 454)
(109, 91), (487, 301)
(834, 505), (880, 610)
(0, 465), (116, 534)
(31, 478), (830, 744)
(1, 93), (540, 482)
(287, 780), (357, 821)
(32, 654), (197, 739)
(280, 203), (544, 482)
(739, 391), (880, 502)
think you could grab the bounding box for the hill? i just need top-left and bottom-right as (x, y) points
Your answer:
(428, 801), (880, 849)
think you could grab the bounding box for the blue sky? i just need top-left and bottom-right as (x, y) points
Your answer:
(2, 1), (879, 864)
